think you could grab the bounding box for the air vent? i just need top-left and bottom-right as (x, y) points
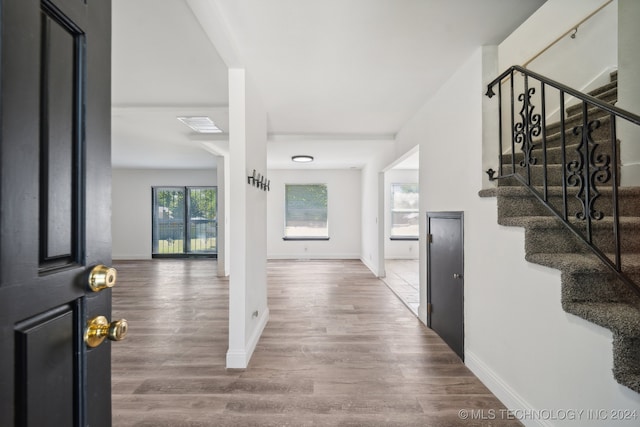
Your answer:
(177, 116), (222, 133)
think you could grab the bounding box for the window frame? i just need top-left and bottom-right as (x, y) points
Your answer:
(151, 186), (218, 257)
(283, 183), (330, 241)
(389, 183), (419, 241)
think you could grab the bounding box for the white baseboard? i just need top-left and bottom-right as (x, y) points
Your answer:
(360, 256), (379, 276)
(112, 254), (151, 260)
(246, 307), (269, 364)
(465, 351), (551, 427)
(225, 349), (248, 369)
(267, 254), (360, 260)
(226, 307), (270, 369)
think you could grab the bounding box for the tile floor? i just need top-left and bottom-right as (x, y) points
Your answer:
(382, 259), (420, 316)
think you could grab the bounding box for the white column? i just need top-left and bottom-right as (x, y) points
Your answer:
(226, 68), (269, 369)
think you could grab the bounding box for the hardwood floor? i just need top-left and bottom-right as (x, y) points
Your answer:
(112, 259), (520, 426)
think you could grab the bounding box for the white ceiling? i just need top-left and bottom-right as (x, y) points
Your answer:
(111, 0), (546, 170)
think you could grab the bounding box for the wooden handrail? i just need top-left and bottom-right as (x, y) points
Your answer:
(498, 0), (614, 87)
(522, 0), (613, 69)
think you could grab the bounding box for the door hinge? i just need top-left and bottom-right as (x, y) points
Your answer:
(427, 303), (433, 314)
(427, 233), (433, 243)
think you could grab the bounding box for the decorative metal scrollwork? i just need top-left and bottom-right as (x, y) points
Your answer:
(513, 87), (542, 168)
(567, 119), (611, 221)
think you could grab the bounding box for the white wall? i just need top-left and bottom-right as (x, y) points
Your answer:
(266, 169), (361, 259)
(393, 3), (640, 423)
(499, 0), (613, 73)
(618, 0), (640, 185)
(112, 168), (217, 259)
(522, 0), (617, 91)
(360, 142), (396, 276)
(384, 169), (419, 260)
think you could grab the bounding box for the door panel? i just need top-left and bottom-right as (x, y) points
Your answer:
(427, 212), (464, 360)
(0, 0), (113, 425)
(40, 2), (83, 268)
(15, 305), (77, 427)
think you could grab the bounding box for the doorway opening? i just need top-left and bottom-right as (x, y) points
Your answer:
(381, 149), (419, 316)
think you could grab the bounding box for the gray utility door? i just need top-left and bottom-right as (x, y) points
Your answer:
(0, 0), (117, 425)
(427, 212), (464, 360)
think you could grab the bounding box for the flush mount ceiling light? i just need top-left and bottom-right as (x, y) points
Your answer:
(291, 155), (314, 163)
(177, 116), (222, 133)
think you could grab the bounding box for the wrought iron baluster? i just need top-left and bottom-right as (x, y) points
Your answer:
(560, 92), (568, 221)
(568, 103), (611, 242)
(498, 79), (503, 177)
(541, 83), (548, 201)
(610, 113), (621, 270)
(588, 117), (610, 222)
(583, 102), (593, 243)
(510, 71), (516, 176)
(513, 80), (541, 185)
(523, 76), (531, 185)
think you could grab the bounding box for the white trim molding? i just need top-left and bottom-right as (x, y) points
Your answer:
(466, 351), (551, 427)
(226, 308), (270, 369)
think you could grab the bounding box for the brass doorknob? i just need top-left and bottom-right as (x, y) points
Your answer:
(88, 264), (117, 292)
(84, 316), (128, 348)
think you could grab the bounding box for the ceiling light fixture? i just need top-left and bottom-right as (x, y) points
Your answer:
(292, 155), (314, 163)
(177, 116), (223, 133)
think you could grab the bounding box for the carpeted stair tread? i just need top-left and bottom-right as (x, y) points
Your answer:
(614, 373), (640, 395)
(550, 104), (615, 133)
(500, 215), (640, 229)
(505, 216), (640, 255)
(499, 163), (622, 187)
(525, 252), (640, 273)
(612, 334), (640, 394)
(479, 185), (640, 201)
(493, 185), (640, 198)
(500, 138), (619, 166)
(478, 188), (496, 198)
(543, 114), (612, 148)
(562, 301), (640, 337)
(565, 85), (617, 116)
(561, 271), (640, 304)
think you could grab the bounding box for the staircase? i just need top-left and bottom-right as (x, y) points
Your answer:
(481, 70), (640, 393)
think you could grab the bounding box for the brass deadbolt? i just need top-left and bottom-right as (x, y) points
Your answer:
(88, 265), (117, 292)
(84, 316), (128, 348)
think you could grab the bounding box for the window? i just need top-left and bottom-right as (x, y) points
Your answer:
(152, 186), (217, 257)
(284, 184), (328, 240)
(390, 183), (419, 239)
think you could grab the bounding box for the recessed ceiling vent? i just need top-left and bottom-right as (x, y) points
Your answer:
(177, 116), (222, 133)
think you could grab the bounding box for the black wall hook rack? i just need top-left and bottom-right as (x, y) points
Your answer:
(247, 169), (270, 191)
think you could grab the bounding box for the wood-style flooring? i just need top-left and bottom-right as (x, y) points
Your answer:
(112, 259), (520, 426)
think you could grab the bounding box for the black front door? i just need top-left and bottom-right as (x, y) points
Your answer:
(0, 0), (114, 425)
(427, 211), (464, 360)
